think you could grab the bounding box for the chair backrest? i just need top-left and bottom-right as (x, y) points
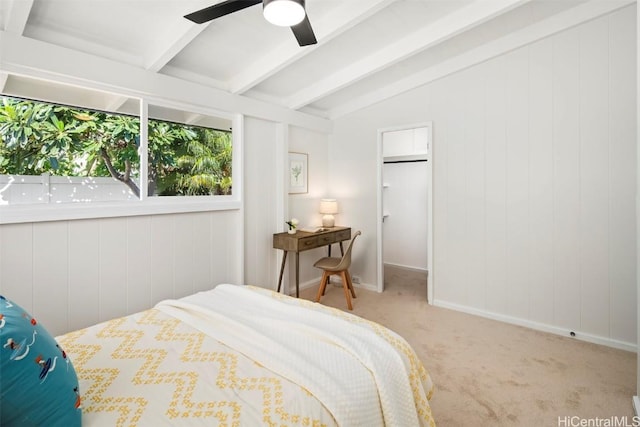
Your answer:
(334, 230), (361, 271)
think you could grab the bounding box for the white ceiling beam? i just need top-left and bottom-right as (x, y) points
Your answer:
(1, 0), (33, 92)
(144, 23), (210, 72)
(328, 0), (635, 119)
(104, 95), (130, 113)
(106, 19), (208, 114)
(106, 1), (214, 111)
(286, 0), (532, 110)
(143, 0), (217, 72)
(185, 113), (202, 124)
(0, 73), (8, 92)
(0, 31), (332, 133)
(230, 0), (398, 94)
(3, 0), (33, 34)
(160, 64), (228, 91)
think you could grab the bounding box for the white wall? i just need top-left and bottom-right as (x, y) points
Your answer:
(382, 161), (428, 270)
(0, 210), (241, 336)
(330, 5), (637, 350)
(287, 125), (330, 291)
(242, 120), (331, 295)
(243, 116), (278, 289)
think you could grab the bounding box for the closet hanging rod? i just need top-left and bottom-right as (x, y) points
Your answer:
(383, 159), (429, 164)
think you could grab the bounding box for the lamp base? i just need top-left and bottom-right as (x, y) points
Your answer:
(322, 215), (335, 228)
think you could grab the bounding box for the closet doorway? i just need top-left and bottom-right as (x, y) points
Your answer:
(376, 123), (433, 303)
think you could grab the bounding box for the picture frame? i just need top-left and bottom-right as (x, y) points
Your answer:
(288, 152), (308, 194)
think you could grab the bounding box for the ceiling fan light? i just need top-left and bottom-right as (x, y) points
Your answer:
(263, 0), (305, 27)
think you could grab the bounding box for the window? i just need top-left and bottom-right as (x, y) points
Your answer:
(147, 104), (232, 197)
(0, 75), (238, 223)
(0, 95), (141, 204)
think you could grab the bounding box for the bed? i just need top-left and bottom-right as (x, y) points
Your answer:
(2, 284), (436, 426)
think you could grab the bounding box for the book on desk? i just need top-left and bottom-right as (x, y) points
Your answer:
(300, 227), (332, 233)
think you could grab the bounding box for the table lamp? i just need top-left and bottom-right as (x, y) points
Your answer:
(319, 198), (338, 228)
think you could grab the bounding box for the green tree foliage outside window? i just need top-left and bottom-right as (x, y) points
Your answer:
(0, 96), (232, 197)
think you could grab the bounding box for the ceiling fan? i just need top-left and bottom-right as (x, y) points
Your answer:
(184, 0), (317, 46)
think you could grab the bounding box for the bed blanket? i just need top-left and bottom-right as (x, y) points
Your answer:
(156, 284), (435, 427)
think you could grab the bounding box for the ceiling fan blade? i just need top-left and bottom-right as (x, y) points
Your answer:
(291, 14), (317, 46)
(184, 0), (262, 24)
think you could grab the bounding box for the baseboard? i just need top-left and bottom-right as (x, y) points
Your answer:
(283, 278), (320, 296)
(384, 262), (428, 274)
(325, 275), (377, 291)
(433, 299), (637, 352)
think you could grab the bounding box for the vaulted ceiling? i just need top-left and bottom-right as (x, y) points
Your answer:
(0, 0), (634, 121)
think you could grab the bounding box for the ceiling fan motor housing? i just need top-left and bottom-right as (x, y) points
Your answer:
(263, 0), (306, 27)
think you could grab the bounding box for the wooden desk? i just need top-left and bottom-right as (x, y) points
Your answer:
(273, 226), (351, 297)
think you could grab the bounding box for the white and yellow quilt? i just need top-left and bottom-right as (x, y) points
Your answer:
(57, 285), (435, 426)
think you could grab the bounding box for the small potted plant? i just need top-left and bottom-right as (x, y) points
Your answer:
(286, 218), (299, 234)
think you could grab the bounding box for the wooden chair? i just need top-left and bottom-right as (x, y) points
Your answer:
(313, 230), (361, 310)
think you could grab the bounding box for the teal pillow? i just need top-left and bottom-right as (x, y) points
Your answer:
(0, 295), (81, 426)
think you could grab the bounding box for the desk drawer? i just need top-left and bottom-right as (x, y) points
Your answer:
(297, 236), (319, 250)
(333, 229), (351, 242)
(317, 229), (351, 245)
(317, 234), (335, 246)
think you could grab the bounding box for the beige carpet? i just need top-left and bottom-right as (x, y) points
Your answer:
(298, 266), (637, 426)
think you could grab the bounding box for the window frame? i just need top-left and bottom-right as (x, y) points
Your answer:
(0, 93), (243, 225)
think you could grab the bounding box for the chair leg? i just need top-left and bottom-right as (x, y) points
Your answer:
(316, 271), (330, 303)
(345, 269), (356, 298)
(340, 271), (353, 310)
(322, 272), (329, 296)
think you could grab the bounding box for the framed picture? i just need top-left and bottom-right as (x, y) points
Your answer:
(288, 152), (308, 194)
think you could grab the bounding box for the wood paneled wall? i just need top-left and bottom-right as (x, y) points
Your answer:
(0, 210), (241, 336)
(330, 6), (637, 349)
(431, 8), (636, 347)
(243, 117), (280, 289)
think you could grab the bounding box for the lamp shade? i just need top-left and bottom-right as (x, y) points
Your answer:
(263, 0), (305, 27)
(319, 198), (338, 228)
(319, 199), (338, 214)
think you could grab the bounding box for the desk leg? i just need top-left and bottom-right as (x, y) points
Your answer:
(339, 241), (345, 256)
(295, 251), (300, 297)
(277, 251), (288, 293)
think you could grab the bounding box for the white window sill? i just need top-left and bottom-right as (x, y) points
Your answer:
(0, 196), (241, 224)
